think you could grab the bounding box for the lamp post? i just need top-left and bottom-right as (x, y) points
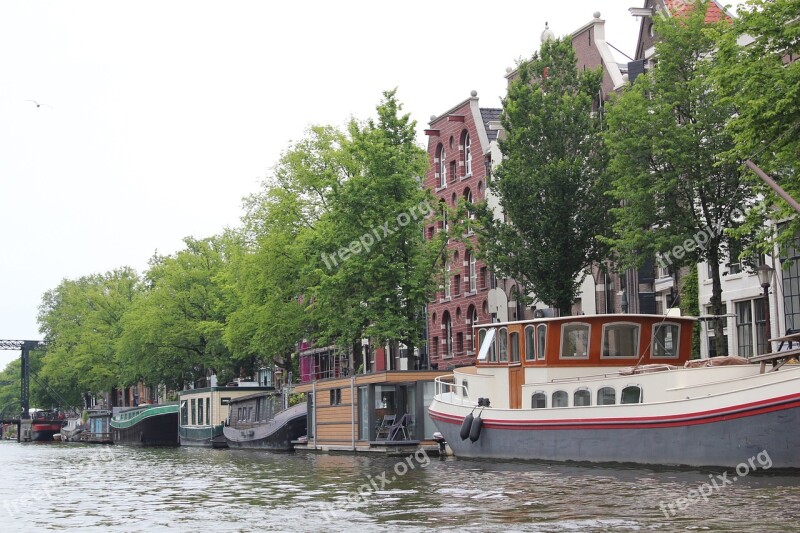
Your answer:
(757, 263), (775, 353)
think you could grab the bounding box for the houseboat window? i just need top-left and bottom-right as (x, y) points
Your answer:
(621, 385), (643, 404)
(552, 390), (568, 408)
(532, 392), (547, 409)
(602, 323), (640, 357)
(330, 388), (342, 405)
(191, 399), (196, 425)
(180, 401), (188, 426)
(462, 379), (469, 398)
(597, 387), (616, 405)
(198, 398), (204, 425)
(477, 328), (496, 362)
(509, 332), (520, 363)
(574, 388), (591, 406)
(498, 328), (509, 362)
(248, 407), (253, 421)
(537, 324), (547, 360)
(237, 407), (242, 421)
(561, 323), (590, 358)
(206, 398), (210, 425)
(653, 323), (680, 358)
(525, 326), (535, 361)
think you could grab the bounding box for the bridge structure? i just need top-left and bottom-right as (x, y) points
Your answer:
(0, 339), (45, 421)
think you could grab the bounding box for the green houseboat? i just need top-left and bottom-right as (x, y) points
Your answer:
(178, 385), (276, 448)
(111, 403), (179, 446)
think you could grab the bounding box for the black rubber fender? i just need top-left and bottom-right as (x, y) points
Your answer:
(459, 412), (474, 441)
(469, 414), (483, 443)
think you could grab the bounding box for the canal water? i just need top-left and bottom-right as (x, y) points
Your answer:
(1, 441), (799, 532)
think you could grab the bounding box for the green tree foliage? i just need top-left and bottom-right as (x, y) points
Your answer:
(715, 0), (800, 254)
(117, 237), (234, 389)
(604, 4), (755, 354)
(37, 268), (139, 405)
(474, 39), (611, 314)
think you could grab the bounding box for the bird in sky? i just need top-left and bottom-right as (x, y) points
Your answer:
(26, 100), (52, 109)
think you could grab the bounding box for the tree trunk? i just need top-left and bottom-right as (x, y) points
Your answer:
(707, 247), (727, 357)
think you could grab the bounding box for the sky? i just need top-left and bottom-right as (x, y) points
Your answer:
(0, 1), (742, 371)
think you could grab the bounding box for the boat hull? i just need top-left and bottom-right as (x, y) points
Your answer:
(179, 424), (227, 448)
(111, 405), (179, 447)
(430, 395), (800, 468)
(30, 422), (62, 442)
(224, 403), (307, 451)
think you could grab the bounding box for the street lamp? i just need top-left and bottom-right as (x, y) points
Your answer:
(757, 263), (775, 353)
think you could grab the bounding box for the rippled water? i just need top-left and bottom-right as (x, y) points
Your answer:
(1, 440), (800, 532)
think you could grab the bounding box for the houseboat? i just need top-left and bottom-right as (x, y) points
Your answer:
(294, 370), (445, 453)
(110, 403), (179, 446)
(83, 409), (112, 444)
(178, 384), (276, 448)
(429, 314), (800, 468)
(223, 392), (307, 450)
(30, 410), (64, 442)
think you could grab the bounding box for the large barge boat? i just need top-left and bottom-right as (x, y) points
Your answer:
(429, 314), (800, 468)
(30, 410), (64, 442)
(223, 392), (306, 451)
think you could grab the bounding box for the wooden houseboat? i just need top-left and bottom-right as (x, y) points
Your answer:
(429, 314), (800, 468)
(294, 370), (445, 453)
(82, 409), (112, 443)
(223, 391), (307, 450)
(178, 384), (276, 448)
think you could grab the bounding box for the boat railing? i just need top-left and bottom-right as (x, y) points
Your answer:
(548, 364), (676, 384)
(434, 375), (471, 405)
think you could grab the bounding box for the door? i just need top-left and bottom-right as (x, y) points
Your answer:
(508, 366), (523, 409)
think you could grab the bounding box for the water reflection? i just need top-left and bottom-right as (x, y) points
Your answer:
(0, 441), (799, 532)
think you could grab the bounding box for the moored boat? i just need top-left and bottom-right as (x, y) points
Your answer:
(61, 414), (88, 442)
(178, 384), (277, 448)
(429, 314), (800, 468)
(30, 410), (64, 442)
(83, 409), (113, 444)
(111, 403), (179, 446)
(223, 392), (307, 450)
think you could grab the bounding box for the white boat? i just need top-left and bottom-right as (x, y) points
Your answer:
(429, 314), (800, 468)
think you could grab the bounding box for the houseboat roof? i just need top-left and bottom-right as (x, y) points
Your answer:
(473, 313), (697, 329)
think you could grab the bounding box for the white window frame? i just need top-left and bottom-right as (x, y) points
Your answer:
(652, 322), (681, 358)
(560, 322), (591, 359)
(600, 322), (640, 358)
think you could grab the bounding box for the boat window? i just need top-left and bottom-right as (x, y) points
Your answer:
(191, 399), (197, 425)
(552, 390), (568, 408)
(653, 323), (680, 358)
(561, 323), (590, 358)
(498, 328), (509, 362)
(206, 398), (210, 425)
(531, 391), (547, 409)
(574, 388), (591, 406)
(462, 379), (469, 397)
(602, 323), (640, 357)
(509, 332), (520, 363)
(477, 328), (496, 362)
(198, 397), (204, 425)
(525, 326), (535, 361)
(597, 387), (616, 405)
(621, 385), (643, 404)
(537, 324), (547, 360)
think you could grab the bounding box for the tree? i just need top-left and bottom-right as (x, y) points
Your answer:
(714, 0), (800, 255)
(37, 267), (139, 405)
(474, 39), (611, 315)
(116, 237), (234, 389)
(604, 4), (755, 354)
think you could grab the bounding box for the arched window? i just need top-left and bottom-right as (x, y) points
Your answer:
(621, 385), (643, 404)
(552, 390), (568, 408)
(443, 311), (453, 358)
(498, 327), (508, 362)
(478, 328), (496, 362)
(532, 391), (547, 409)
(525, 326), (535, 361)
(463, 132), (472, 176)
(509, 332), (520, 363)
(597, 387), (616, 405)
(537, 324), (547, 360)
(574, 388), (591, 407)
(436, 144), (446, 188)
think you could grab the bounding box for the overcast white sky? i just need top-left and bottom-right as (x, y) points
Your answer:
(0, 1), (742, 371)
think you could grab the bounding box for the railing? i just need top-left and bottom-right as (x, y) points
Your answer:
(433, 375), (472, 405)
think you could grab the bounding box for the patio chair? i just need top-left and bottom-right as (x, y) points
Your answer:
(388, 413), (411, 441)
(375, 414), (395, 440)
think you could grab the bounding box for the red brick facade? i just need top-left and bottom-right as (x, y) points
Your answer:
(425, 96), (498, 370)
